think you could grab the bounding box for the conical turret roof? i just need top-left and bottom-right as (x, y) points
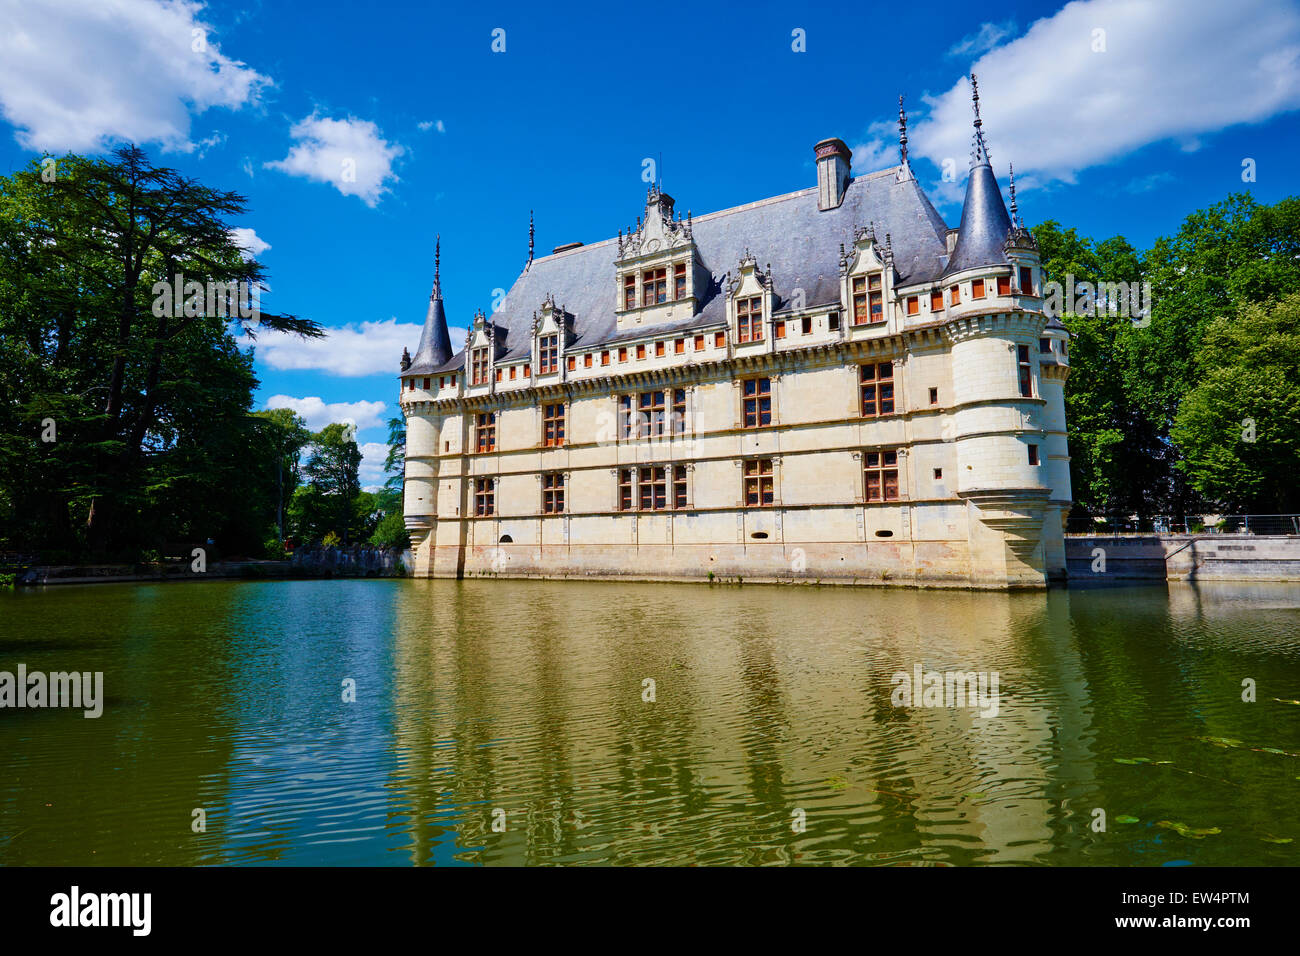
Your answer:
(406, 238), (453, 373)
(942, 74), (1013, 279)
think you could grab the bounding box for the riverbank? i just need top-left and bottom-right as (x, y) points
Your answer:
(1065, 533), (1300, 582)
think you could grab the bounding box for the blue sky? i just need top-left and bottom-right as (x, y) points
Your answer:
(1, 0), (1298, 486)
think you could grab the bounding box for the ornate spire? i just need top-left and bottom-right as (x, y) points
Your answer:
(898, 94), (909, 166)
(970, 73), (991, 167)
(432, 234), (441, 298)
(527, 210), (534, 267)
(1008, 162), (1020, 226)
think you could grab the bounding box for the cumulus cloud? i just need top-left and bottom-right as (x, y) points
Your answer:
(265, 113), (405, 206)
(904, 0), (1300, 188)
(0, 0), (269, 152)
(264, 395), (387, 433)
(229, 226), (270, 257)
(358, 441), (390, 490)
(246, 317), (432, 377)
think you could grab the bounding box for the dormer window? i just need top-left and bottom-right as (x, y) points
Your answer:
(674, 263), (686, 300)
(470, 347), (490, 386)
(852, 273), (882, 325)
(737, 296), (763, 342)
(643, 267), (667, 304)
(624, 275), (636, 310)
(538, 334), (559, 374)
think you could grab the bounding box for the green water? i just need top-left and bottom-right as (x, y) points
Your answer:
(1, 578), (1298, 866)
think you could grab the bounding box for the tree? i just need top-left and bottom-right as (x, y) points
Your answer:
(252, 408), (311, 543)
(0, 146), (321, 556)
(302, 423), (362, 545)
(1170, 294), (1300, 512)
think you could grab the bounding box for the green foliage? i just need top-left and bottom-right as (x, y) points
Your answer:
(0, 146), (320, 558)
(1170, 294), (1300, 511)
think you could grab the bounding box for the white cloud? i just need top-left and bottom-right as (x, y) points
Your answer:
(241, 156), (255, 177)
(947, 19), (1016, 58)
(247, 317), (428, 377)
(358, 441), (390, 489)
(264, 395), (387, 433)
(265, 113), (405, 206)
(861, 0), (1300, 190)
(417, 119), (445, 133)
(229, 226), (270, 257)
(0, 0), (269, 152)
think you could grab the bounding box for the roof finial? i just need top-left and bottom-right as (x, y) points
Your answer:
(970, 73), (991, 166)
(435, 234), (442, 292)
(1008, 162), (1020, 225)
(527, 210), (534, 266)
(898, 94), (909, 166)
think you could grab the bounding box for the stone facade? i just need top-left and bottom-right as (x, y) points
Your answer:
(399, 83), (1072, 589)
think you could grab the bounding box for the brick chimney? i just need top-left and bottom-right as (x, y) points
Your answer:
(814, 137), (851, 211)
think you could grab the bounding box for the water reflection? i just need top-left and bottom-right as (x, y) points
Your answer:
(1, 578), (1298, 865)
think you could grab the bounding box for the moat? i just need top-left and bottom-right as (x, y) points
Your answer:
(1, 578), (1298, 865)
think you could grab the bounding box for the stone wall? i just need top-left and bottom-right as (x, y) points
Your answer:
(291, 545), (407, 577)
(1066, 534), (1300, 583)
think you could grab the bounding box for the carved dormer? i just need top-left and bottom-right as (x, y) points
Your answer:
(840, 223), (894, 330)
(726, 252), (774, 348)
(466, 309), (497, 388)
(615, 186), (701, 332)
(533, 292), (572, 376)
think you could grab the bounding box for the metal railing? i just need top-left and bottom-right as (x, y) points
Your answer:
(1067, 514), (1300, 536)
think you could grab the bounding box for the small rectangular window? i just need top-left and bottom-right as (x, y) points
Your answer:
(1039, 338), (1052, 353)
(906, 296), (919, 315)
(618, 468), (633, 511)
(1018, 344), (1033, 397)
(930, 291), (944, 312)
(538, 334), (559, 374)
(655, 341), (665, 357)
(774, 320), (786, 339)
(673, 465), (688, 509)
(496, 368), (503, 382)
(636, 343), (646, 360)
(624, 275), (636, 310)
(933, 468), (943, 481)
(997, 275), (1012, 296)
(1028, 444), (1039, 466)
(584, 353), (593, 368)
(1019, 267), (1034, 294)
(601, 350), (610, 366)
(643, 267), (667, 304)
(638, 465), (668, 511)
(509, 366), (516, 380)
(422, 378), (431, 390)
(801, 315), (812, 334)
(475, 412), (496, 453)
(828, 312), (840, 331)
(674, 338), (685, 354)
(737, 296), (763, 342)
(928, 387), (938, 405)
(714, 331), (726, 348)
(567, 356), (576, 371)
(523, 363), (530, 377)
(693, 334), (705, 350)
(619, 347), (628, 362)
(674, 263), (687, 300)
(972, 278), (985, 299)
(542, 472), (565, 514)
(543, 403), (565, 447)
(949, 286), (960, 306)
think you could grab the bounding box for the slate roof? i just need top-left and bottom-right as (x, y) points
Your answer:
(405, 290), (453, 374)
(413, 165), (955, 373)
(943, 159), (1012, 279)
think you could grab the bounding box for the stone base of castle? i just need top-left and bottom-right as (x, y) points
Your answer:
(405, 499), (1068, 590)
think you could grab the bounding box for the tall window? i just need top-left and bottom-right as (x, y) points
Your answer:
(853, 273), (882, 324)
(742, 377), (772, 428)
(539, 334), (559, 374)
(624, 275), (636, 310)
(860, 363), (895, 417)
(1019, 266), (1034, 294)
(737, 296), (763, 342)
(471, 347), (490, 385)
(863, 450), (899, 502)
(618, 466), (690, 511)
(542, 472), (565, 513)
(543, 403), (565, 447)
(638, 390), (666, 438)
(643, 267), (667, 304)
(674, 263), (687, 300)
(474, 477), (495, 516)
(1017, 344), (1033, 397)
(475, 412), (497, 452)
(743, 458), (774, 507)
(638, 466), (668, 510)
(671, 388), (687, 435)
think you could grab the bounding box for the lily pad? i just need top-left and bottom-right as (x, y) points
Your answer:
(1156, 820), (1222, 839)
(1260, 836), (1293, 844)
(1196, 736), (1244, 748)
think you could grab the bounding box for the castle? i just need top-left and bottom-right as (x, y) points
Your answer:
(399, 78), (1072, 589)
